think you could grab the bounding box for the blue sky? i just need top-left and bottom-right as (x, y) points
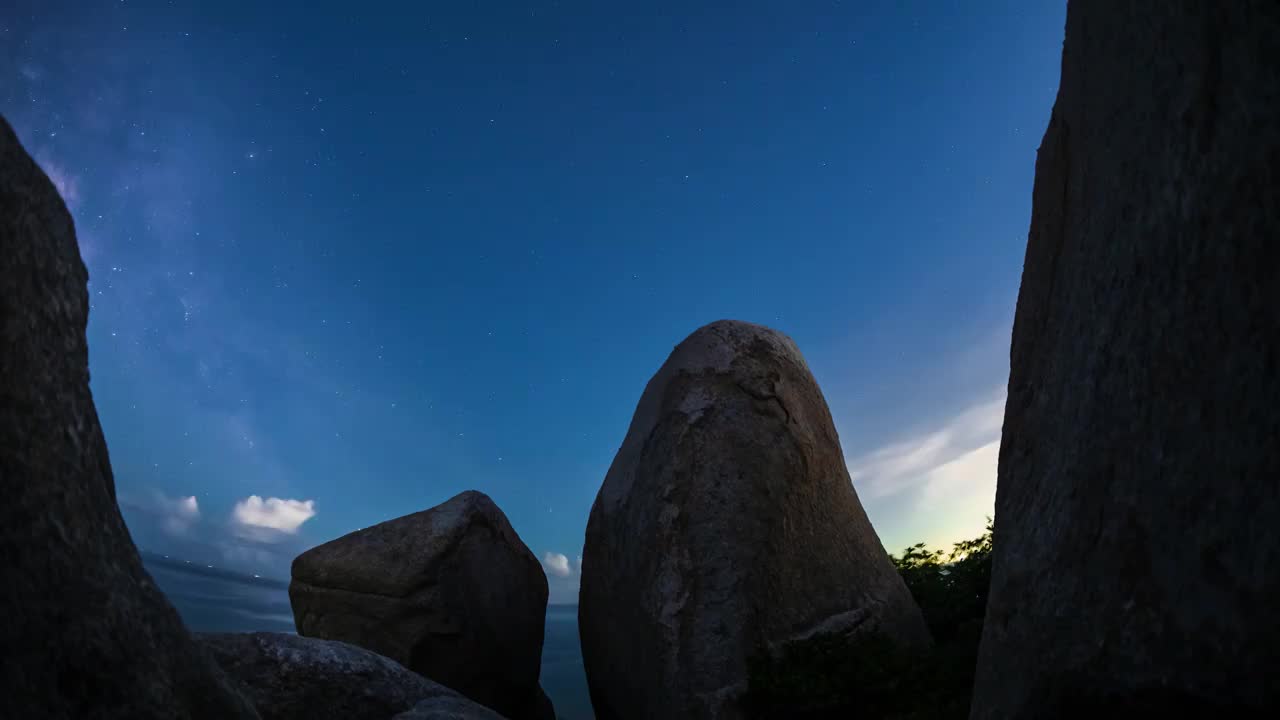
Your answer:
(4, 0), (1065, 602)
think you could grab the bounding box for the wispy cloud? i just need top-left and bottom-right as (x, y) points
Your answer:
(34, 154), (80, 210)
(847, 387), (1005, 501)
(159, 493), (201, 535)
(846, 387), (1005, 552)
(916, 440), (1000, 507)
(120, 490), (203, 537)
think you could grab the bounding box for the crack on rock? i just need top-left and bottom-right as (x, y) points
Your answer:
(1195, 6), (1223, 152)
(734, 380), (793, 425)
(773, 606), (874, 655)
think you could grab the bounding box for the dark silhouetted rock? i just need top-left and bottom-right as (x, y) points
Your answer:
(199, 632), (478, 720)
(392, 697), (509, 720)
(971, 2), (1280, 719)
(290, 490), (552, 720)
(528, 688), (554, 720)
(0, 116), (258, 719)
(579, 320), (932, 720)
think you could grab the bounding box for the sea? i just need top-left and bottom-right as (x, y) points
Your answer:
(141, 553), (594, 720)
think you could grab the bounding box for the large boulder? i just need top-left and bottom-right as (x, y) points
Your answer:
(579, 320), (932, 720)
(290, 490), (552, 720)
(198, 632), (500, 720)
(971, 2), (1280, 718)
(0, 116), (259, 719)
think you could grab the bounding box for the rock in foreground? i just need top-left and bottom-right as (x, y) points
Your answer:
(0, 115), (258, 719)
(971, 2), (1280, 718)
(579, 320), (932, 720)
(392, 697), (508, 720)
(291, 490), (551, 720)
(199, 632), (500, 720)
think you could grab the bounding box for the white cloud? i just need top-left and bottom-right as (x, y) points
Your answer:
(918, 440), (1000, 507)
(231, 495), (316, 533)
(847, 387), (1006, 500)
(543, 551), (583, 604)
(175, 495), (199, 515)
(120, 489), (313, 579)
(159, 493), (201, 535)
(543, 551), (572, 578)
(844, 387), (1005, 553)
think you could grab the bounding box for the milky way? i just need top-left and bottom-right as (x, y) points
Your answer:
(3, 0), (1065, 600)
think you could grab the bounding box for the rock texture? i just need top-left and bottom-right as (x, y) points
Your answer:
(0, 116), (259, 719)
(971, 2), (1280, 718)
(392, 697), (509, 720)
(199, 632), (495, 720)
(290, 490), (551, 720)
(579, 320), (932, 720)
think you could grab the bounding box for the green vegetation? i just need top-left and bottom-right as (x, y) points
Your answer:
(745, 520), (994, 719)
(891, 519), (993, 646)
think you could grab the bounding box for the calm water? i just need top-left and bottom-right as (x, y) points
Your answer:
(143, 555), (593, 720)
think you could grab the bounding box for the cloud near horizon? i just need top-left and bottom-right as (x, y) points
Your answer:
(846, 387), (1006, 551)
(159, 493), (201, 535)
(542, 551), (572, 578)
(231, 495), (316, 533)
(120, 490), (318, 578)
(542, 550), (583, 604)
(847, 387), (1005, 501)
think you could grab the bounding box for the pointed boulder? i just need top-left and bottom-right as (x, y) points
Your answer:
(579, 320), (932, 720)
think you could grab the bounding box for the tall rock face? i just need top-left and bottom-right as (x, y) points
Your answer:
(971, 2), (1280, 718)
(0, 116), (258, 719)
(290, 490), (551, 720)
(579, 320), (932, 720)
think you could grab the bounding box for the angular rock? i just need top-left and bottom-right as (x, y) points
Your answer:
(971, 2), (1280, 718)
(579, 320), (932, 720)
(290, 490), (551, 720)
(0, 116), (259, 719)
(199, 632), (475, 720)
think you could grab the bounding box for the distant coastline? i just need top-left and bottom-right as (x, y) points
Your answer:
(142, 552), (583, 611)
(139, 550), (290, 591)
(140, 551), (593, 717)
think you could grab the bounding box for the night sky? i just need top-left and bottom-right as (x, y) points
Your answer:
(3, 0), (1065, 602)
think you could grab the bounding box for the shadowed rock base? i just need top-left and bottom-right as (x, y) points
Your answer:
(200, 632), (504, 720)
